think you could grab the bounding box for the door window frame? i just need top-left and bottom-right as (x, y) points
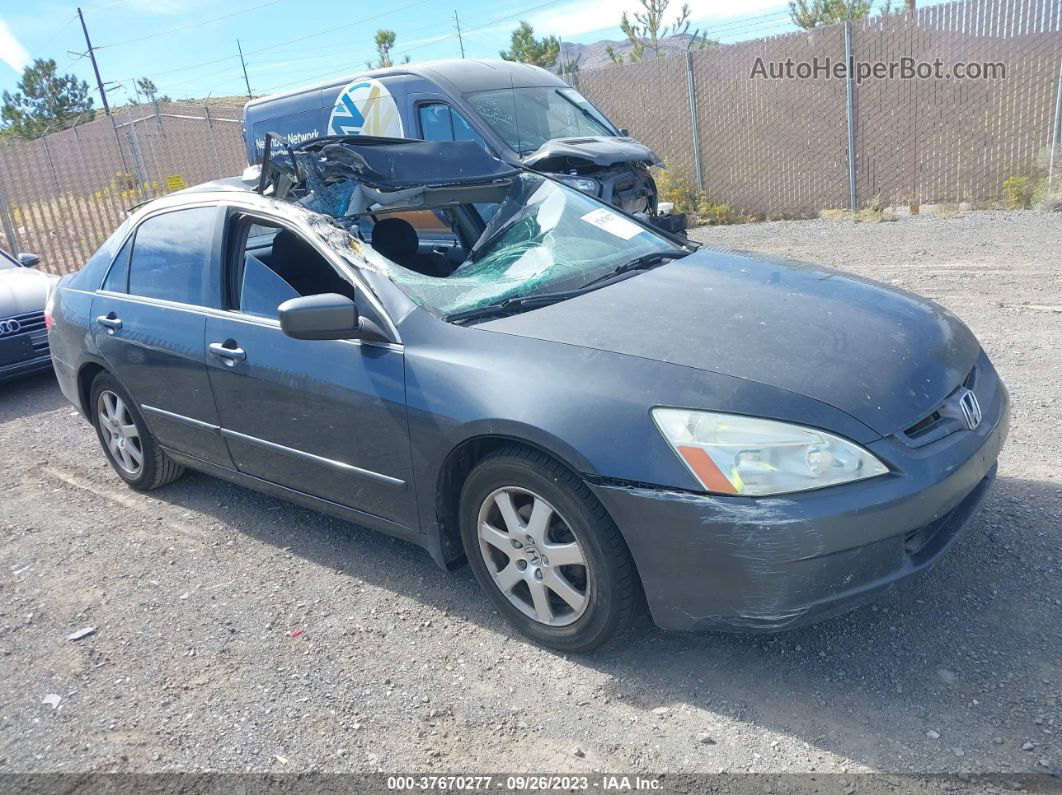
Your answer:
(218, 204), (402, 345)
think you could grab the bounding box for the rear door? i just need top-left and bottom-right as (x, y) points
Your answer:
(91, 205), (232, 466)
(203, 209), (417, 533)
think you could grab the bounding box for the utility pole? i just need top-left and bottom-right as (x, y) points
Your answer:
(453, 11), (465, 58)
(77, 7), (110, 115)
(237, 39), (253, 98)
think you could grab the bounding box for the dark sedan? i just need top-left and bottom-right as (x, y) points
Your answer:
(0, 247), (54, 382)
(48, 139), (1008, 651)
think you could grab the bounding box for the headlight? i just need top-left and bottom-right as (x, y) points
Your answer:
(651, 408), (889, 496)
(557, 175), (599, 195)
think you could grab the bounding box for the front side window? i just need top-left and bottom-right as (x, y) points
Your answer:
(230, 216), (355, 319)
(0, 249), (17, 270)
(466, 87), (618, 156)
(418, 102), (486, 148)
(128, 207), (216, 305)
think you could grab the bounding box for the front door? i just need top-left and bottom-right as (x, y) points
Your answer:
(204, 213), (416, 532)
(92, 205), (232, 466)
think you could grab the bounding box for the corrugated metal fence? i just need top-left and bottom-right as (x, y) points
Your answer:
(1, 0), (1060, 274)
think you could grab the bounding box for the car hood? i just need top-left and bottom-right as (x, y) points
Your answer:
(522, 136), (663, 169)
(0, 267), (56, 317)
(479, 249), (980, 437)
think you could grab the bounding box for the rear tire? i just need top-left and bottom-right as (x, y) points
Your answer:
(90, 372), (184, 491)
(460, 445), (639, 652)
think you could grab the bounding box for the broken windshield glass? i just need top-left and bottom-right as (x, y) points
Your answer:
(271, 139), (684, 320)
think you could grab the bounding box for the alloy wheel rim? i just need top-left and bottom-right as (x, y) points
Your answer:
(477, 487), (590, 627)
(97, 390), (144, 477)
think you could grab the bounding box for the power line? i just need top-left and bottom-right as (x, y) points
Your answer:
(112, 0), (430, 87)
(96, 0), (284, 50)
(399, 0), (570, 57)
(32, 13), (79, 54)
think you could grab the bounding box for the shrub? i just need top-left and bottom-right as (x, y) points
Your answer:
(1003, 176), (1033, 209)
(653, 167), (747, 226)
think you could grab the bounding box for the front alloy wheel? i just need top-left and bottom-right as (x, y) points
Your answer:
(477, 487), (590, 627)
(460, 446), (639, 652)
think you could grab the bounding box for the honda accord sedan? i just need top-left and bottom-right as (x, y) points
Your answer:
(1, 247), (54, 383)
(48, 138), (1008, 651)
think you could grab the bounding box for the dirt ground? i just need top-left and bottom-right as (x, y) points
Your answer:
(1, 210), (1059, 776)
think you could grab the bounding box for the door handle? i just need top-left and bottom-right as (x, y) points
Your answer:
(96, 314), (122, 332)
(209, 341), (246, 363)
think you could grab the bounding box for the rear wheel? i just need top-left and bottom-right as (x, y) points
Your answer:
(90, 372), (184, 491)
(460, 446), (639, 652)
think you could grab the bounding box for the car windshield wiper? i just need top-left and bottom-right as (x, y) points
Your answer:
(445, 290), (584, 325)
(578, 249), (690, 289)
(444, 250), (691, 325)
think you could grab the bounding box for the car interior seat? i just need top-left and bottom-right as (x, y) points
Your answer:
(370, 217), (423, 272)
(269, 229), (356, 300)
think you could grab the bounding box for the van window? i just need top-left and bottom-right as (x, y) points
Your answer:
(418, 103), (486, 147)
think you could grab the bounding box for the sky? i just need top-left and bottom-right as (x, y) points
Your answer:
(0, 0), (925, 106)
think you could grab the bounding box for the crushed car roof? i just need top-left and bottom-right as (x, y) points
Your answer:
(292, 137), (518, 188)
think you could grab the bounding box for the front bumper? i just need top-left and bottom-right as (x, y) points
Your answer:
(590, 374), (1009, 632)
(0, 352), (53, 383)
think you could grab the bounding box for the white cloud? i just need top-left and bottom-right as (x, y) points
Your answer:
(0, 18), (31, 74)
(528, 0), (787, 40)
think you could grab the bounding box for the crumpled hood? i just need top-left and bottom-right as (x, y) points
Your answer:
(522, 136), (663, 168)
(480, 249), (980, 436)
(0, 267), (56, 317)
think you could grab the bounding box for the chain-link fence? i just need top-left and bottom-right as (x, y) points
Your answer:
(574, 0), (1062, 217)
(0, 102), (246, 274)
(1, 0), (1059, 274)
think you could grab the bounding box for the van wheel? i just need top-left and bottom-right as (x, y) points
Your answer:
(460, 445), (639, 652)
(90, 372), (184, 491)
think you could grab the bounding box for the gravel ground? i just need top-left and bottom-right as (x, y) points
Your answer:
(1, 210), (1059, 776)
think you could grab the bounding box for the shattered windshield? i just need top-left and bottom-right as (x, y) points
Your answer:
(467, 87), (618, 157)
(266, 140), (681, 322)
(378, 174), (676, 317)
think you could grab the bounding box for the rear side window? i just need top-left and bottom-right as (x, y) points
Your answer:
(128, 207), (216, 305)
(101, 237), (133, 293)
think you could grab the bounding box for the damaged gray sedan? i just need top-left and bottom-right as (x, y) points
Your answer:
(48, 137), (1008, 651)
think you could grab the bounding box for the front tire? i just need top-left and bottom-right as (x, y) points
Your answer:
(90, 372), (184, 491)
(460, 446), (639, 652)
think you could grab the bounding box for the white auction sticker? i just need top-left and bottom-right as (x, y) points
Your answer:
(580, 208), (644, 240)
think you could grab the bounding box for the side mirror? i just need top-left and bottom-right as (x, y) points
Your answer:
(18, 252), (40, 268)
(278, 293), (360, 340)
(618, 128), (629, 137)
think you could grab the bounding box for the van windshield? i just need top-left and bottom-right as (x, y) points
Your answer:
(466, 87), (618, 156)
